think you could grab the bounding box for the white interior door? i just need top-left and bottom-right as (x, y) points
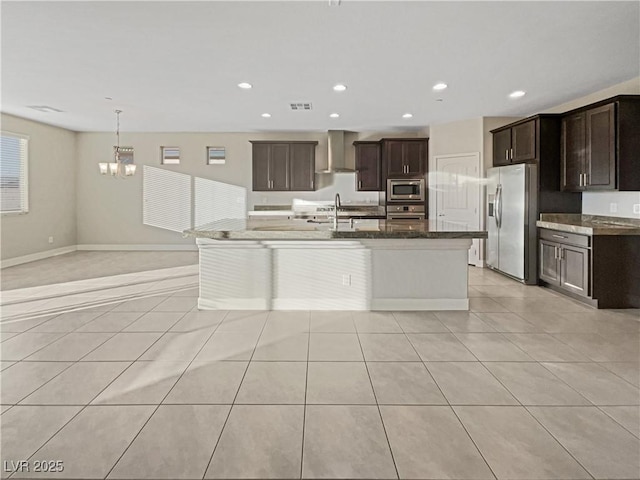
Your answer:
(434, 153), (482, 265)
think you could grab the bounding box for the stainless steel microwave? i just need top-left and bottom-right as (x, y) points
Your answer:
(387, 178), (425, 202)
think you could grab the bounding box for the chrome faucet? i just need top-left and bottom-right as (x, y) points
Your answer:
(333, 193), (341, 230)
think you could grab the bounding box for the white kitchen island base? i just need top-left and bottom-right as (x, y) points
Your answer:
(196, 238), (472, 311)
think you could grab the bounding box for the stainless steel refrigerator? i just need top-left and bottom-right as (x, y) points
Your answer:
(486, 164), (538, 284)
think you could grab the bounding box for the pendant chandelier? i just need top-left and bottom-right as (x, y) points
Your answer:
(98, 109), (136, 177)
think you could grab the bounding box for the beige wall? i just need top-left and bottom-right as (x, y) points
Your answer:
(76, 130), (420, 246)
(1, 114), (77, 260)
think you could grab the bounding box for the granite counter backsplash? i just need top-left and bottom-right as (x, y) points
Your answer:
(537, 214), (640, 236)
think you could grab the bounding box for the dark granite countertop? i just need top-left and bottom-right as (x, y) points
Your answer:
(185, 218), (487, 240)
(537, 214), (640, 236)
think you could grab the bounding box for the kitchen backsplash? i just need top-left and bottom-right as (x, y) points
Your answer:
(248, 172), (381, 208)
(582, 191), (640, 219)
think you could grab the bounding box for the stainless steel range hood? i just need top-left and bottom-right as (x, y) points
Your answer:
(316, 130), (354, 173)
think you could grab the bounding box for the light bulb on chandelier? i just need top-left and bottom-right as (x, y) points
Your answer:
(98, 109), (136, 178)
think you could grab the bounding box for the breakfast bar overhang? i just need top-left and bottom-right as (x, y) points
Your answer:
(185, 219), (488, 311)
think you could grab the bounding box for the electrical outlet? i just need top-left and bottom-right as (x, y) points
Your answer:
(609, 203), (618, 213)
(634, 204), (640, 215)
(342, 274), (351, 286)
(48, 236), (54, 244)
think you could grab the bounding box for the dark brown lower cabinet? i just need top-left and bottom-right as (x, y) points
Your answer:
(559, 244), (590, 297)
(539, 228), (640, 308)
(539, 238), (589, 298)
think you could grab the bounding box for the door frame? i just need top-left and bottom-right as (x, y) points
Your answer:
(432, 152), (483, 267)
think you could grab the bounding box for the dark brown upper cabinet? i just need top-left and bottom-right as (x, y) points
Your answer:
(382, 138), (428, 177)
(491, 115), (582, 215)
(561, 95), (640, 192)
(491, 118), (536, 165)
(250, 141), (317, 191)
(353, 141), (382, 191)
(289, 143), (316, 191)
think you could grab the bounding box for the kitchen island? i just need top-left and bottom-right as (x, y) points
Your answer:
(185, 219), (487, 311)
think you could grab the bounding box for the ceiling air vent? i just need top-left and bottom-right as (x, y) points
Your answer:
(290, 102), (313, 111)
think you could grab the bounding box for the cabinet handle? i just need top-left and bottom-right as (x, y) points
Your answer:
(560, 247), (565, 260)
(510, 148), (513, 160)
(578, 174), (583, 187)
(358, 180), (362, 189)
(584, 173), (588, 186)
(552, 234), (568, 239)
(554, 246), (559, 259)
(505, 150), (509, 161)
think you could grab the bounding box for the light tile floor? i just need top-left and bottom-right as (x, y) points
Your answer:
(1, 267), (639, 479)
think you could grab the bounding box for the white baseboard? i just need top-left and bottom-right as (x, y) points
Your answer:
(371, 298), (469, 311)
(272, 298), (370, 310)
(1, 245), (77, 268)
(2, 243), (197, 268)
(198, 297), (271, 310)
(77, 244), (197, 251)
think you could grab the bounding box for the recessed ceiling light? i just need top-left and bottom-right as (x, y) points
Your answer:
(329, 113), (340, 118)
(104, 96), (113, 101)
(433, 83), (448, 91)
(402, 113), (413, 119)
(333, 84), (347, 92)
(238, 82), (252, 89)
(261, 113), (271, 118)
(509, 90), (526, 98)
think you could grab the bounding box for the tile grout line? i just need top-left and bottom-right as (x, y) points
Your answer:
(18, 301), (197, 477)
(594, 405), (640, 440)
(299, 311), (312, 480)
(200, 311), (269, 480)
(521, 404), (597, 480)
(103, 308), (228, 480)
(596, 362), (640, 390)
(354, 316), (400, 480)
(396, 313), (500, 480)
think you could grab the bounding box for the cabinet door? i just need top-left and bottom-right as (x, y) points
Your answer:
(561, 113), (585, 191)
(404, 141), (426, 175)
(385, 141), (406, 176)
(289, 143), (315, 191)
(493, 129), (512, 166)
(512, 120), (536, 163)
(539, 240), (561, 286)
(560, 245), (590, 297)
(355, 143), (381, 191)
(586, 103), (616, 190)
(252, 144), (271, 191)
(270, 144), (290, 191)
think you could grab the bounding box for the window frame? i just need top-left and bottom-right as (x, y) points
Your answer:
(207, 146), (226, 165)
(161, 146), (180, 165)
(1, 130), (30, 216)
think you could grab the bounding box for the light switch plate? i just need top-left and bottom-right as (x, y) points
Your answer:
(609, 203), (618, 213)
(633, 204), (640, 214)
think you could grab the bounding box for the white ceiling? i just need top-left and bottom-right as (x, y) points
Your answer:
(2, 1), (638, 132)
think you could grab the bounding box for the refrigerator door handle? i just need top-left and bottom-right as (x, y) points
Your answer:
(495, 184), (503, 228)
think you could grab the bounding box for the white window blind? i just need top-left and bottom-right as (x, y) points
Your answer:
(143, 166), (192, 232)
(161, 146), (180, 165)
(0, 132), (29, 214)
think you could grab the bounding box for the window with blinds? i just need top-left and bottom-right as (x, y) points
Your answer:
(0, 132), (29, 214)
(161, 146), (180, 165)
